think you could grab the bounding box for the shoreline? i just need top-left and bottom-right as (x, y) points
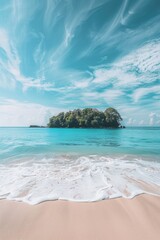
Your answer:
(0, 194), (160, 240)
(1, 154), (160, 205)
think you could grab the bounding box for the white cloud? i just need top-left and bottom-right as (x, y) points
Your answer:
(139, 120), (144, 125)
(93, 69), (109, 84)
(120, 0), (148, 26)
(80, 6), (160, 60)
(79, 0), (128, 58)
(33, 33), (46, 65)
(118, 105), (160, 126)
(47, 0), (108, 66)
(132, 85), (160, 103)
(117, 39), (160, 74)
(73, 80), (89, 89)
(0, 98), (63, 126)
(12, 0), (39, 29)
(0, 28), (55, 91)
(81, 88), (124, 108)
(93, 67), (137, 87)
(126, 118), (136, 126)
(149, 112), (160, 126)
(91, 39), (160, 89)
(43, 0), (61, 31)
(104, 89), (124, 101)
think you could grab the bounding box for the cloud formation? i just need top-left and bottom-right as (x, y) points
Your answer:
(0, 0), (160, 126)
(0, 98), (63, 126)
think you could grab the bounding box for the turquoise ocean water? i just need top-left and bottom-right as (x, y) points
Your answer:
(0, 127), (160, 204)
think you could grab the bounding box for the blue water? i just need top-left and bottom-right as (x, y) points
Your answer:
(0, 127), (160, 162)
(0, 127), (160, 204)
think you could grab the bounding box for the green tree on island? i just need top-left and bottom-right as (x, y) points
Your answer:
(48, 108), (124, 128)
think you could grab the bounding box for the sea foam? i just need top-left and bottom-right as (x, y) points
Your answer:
(0, 155), (160, 204)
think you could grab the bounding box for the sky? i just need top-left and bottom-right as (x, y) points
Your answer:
(0, 0), (160, 126)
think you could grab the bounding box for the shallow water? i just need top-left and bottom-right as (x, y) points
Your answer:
(0, 127), (160, 204)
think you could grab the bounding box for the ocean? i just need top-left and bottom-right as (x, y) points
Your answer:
(0, 127), (160, 204)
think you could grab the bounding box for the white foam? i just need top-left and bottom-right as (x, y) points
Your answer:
(0, 155), (160, 204)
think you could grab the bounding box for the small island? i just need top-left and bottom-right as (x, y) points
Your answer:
(48, 107), (125, 128)
(29, 125), (46, 128)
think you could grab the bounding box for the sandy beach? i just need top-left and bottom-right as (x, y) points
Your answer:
(0, 194), (159, 240)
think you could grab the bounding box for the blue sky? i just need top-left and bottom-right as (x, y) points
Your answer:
(0, 0), (160, 126)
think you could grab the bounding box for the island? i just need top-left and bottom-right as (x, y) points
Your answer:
(48, 107), (125, 128)
(29, 125), (46, 128)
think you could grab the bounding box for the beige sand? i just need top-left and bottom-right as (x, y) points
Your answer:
(0, 194), (160, 240)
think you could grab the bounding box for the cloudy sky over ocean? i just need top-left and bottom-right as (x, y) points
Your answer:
(0, 0), (160, 126)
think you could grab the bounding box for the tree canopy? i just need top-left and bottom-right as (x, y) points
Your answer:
(48, 108), (123, 128)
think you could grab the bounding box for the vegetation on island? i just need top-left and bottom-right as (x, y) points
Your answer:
(48, 108), (124, 128)
(29, 125), (46, 128)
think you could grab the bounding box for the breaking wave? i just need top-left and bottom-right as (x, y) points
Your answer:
(0, 155), (160, 204)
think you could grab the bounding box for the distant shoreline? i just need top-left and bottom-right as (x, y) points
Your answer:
(0, 126), (160, 128)
(29, 125), (46, 128)
(29, 125), (125, 129)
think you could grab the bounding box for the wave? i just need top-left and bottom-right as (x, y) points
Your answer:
(0, 155), (160, 204)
